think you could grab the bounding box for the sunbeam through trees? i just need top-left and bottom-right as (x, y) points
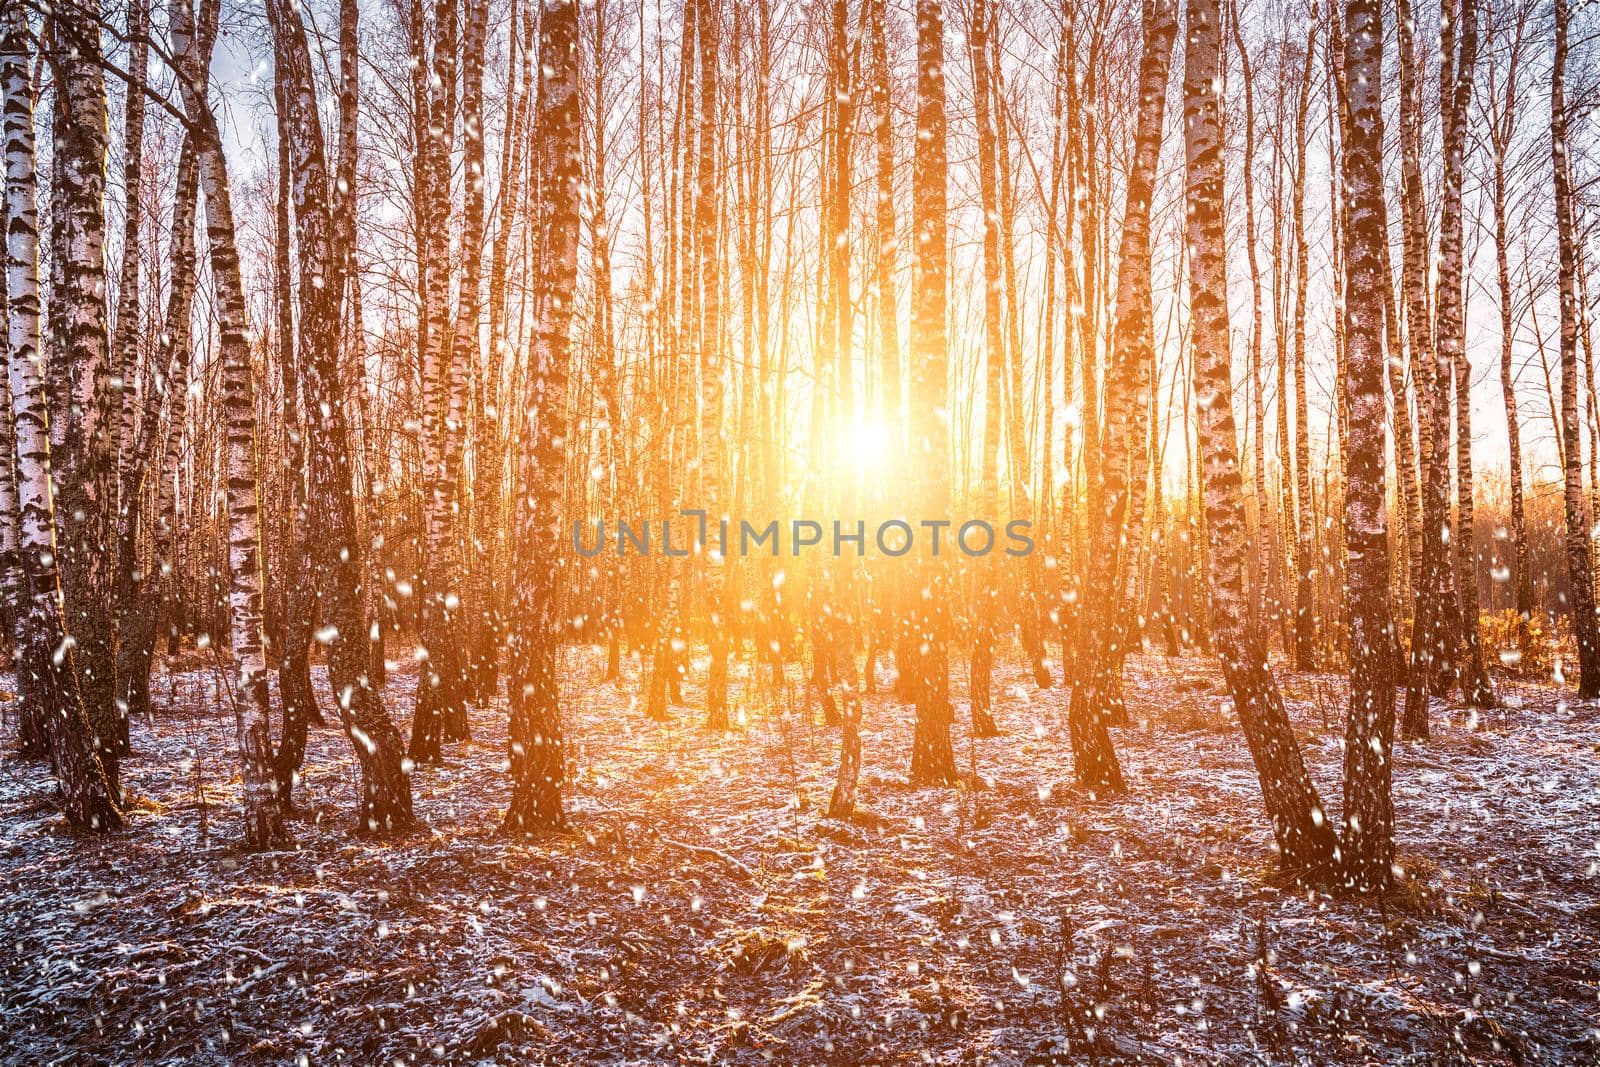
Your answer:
(2, 0), (1600, 1060)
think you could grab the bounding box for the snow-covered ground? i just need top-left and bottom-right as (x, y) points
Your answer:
(1, 650), (1596, 1064)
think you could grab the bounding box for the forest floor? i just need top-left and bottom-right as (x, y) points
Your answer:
(1, 646), (1598, 1065)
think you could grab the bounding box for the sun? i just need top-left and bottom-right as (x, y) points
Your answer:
(843, 418), (892, 472)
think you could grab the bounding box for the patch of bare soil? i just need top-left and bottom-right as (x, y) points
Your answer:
(1, 649), (1597, 1064)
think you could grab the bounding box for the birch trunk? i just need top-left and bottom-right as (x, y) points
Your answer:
(700, 0), (730, 730)
(109, 0), (147, 757)
(1552, 0), (1600, 696)
(273, 68), (326, 799)
(412, 0), (469, 761)
(452, 0), (490, 704)
(1337, 0), (1398, 892)
(476, 0), (532, 701)
(970, 0), (1004, 737)
(172, 0), (286, 849)
(1230, 7), (1273, 639)
(266, 0), (416, 833)
(1070, 0), (1177, 795)
(861, 0), (900, 708)
(872, 0), (898, 430)
(504, 0), (582, 834)
(1290, 27), (1318, 671)
(117, 136), (198, 734)
(0, 264), (21, 747)
(990, 22), (1051, 691)
(1381, 222), (1419, 605)
(908, 0), (956, 785)
(1493, 129), (1530, 615)
(1436, 0), (1494, 708)
(1399, 0), (1456, 735)
(49, 0), (121, 774)
(111, 19), (203, 737)
(1184, 0), (1337, 877)
(2, 8), (122, 831)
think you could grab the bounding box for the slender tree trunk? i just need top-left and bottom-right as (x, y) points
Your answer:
(173, 0), (286, 849)
(1400, 0), (1454, 735)
(335, 0), (385, 693)
(1552, 0), (1600, 697)
(267, 0), (416, 833)
(412, 0), (469, 760)
(1272, 123), (1296, 655)
(831, 0), (892, 818)
(1289, 28), (1318, 671)
(1382, 223), (1419, 606)
(908, 0), (956, 785)
(1184, 0), (1337, 877)
(107, 0), (147, 756)
(1581, 252), (1600, 598)
(114, 6), (149, 487)
(504, 0), (581, 835)
(969, 0), (1004, 738)
(49, 0), (121, 779)
(860, 0), (899, 712)
(699, 0), (730, 730)
(113, 120), (201, 735)
(1336, 0), (1398, 892)
(989, 19), (1051, 692)
(2, 9), (122, 830)
(476, 0), (532, 703)
(645, 0), (697, 722)
(1070, 0), (1176, 795)
(449, 0), (490, 714)
(273, 64), (326, 799)
(0, 250), (22, 750)
(1494, 144), (1530, 616)
(1436, 0), (1494, 708)
(1230, 7), (1273, 640)
(586, 0), (628, 687)
(872, 0), (899, 433)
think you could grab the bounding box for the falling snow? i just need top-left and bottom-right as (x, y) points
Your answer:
(2, 651), (1597, 1063)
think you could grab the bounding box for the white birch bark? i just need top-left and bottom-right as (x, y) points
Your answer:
(2, 7), (121, 831)
(1553, 0), (1600, 695)
(504, 0), (582, 834)
(1183, 0), (1336, 878)
(171, 0), (285, 849)
(1337, 0), (1399, 892)
(49, 0), (121, 767)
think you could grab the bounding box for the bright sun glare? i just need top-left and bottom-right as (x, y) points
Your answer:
(844, 419), (892, 472)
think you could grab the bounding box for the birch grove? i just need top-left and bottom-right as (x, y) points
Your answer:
(2, 0), (1600, 1053)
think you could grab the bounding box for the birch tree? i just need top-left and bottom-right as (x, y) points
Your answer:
(108, 0), (147, 757)
(1436, 0), (1495, 709)
(970, 0), (1005, 737)
(266, 0), (416, 834)
(1184, 0), (1337, 877)
(1288, 25), (1318, 671)
(1479, 0), (1533, 618)
(171, 0), (285, 848)
(1337, 0), (1398, 892)
(504, 0), (582, 834)
(907, 0), (956, 785)
(699, 0), (730, 731)
(49, 0), (121, 771)
(2, 6), (122, 831)
(412, 0), (470, 762)
(1400, 0), (1459, 736)
(1069, 0), (1177, 795)
(1552, 0), (1600, 696)
(120, 137), (199, 741)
